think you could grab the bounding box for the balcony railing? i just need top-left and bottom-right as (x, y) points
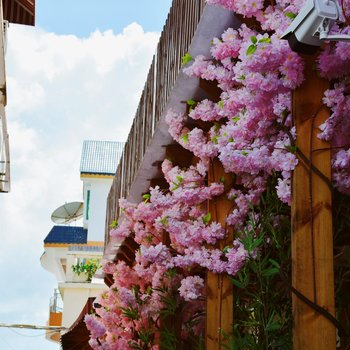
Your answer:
(50, 288), (63, 313)
(105, 0), (206, 244)
(68, 245), (104, 253)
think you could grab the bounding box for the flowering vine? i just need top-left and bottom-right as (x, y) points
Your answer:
(85, 0), (350, 349)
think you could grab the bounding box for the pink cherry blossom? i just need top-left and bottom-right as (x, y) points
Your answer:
(179, 276), (205, 301)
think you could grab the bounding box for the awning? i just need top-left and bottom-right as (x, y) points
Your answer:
(60, 297), (94, 350)
(2, 0), (35, 26)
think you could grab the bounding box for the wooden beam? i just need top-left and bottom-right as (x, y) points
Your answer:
(291, 55), (336, 349)
(199, 79), (221, 102)
(149, 177), (169, 190)
(115, 236), (139, 266)
(185, 116), (213, 132)
(206, 158), (233, 350)
(104, 274), (114, 288)
(165, 143), (194, 167)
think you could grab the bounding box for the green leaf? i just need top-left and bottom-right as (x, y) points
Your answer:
(246, 44), (257, 55)
(121, 306), (139, 320)
(251, 235), (264, 250)
(219, 100), (224, 109)
(285, 145), (297, 154)
(176, 175), (184, 184)
(109, 220), (118, 228)
(268, 258), (280, 269)
(222, 245), (229, 254)
(186, 99), (197, 106)
(181, 53), (193, 65)
(261, 267), (280, 277)
(167, 268), (177, 278)
(220, 176), (225, 183)
(258, 37), (271, 44)
(266, 321), (282, 331)
(231, 278), (246, 289)
(237, 74), (246, 80)
(202, 212), (211, 224)
(142, 193), (151, 202)
(285, 12), (297, 19)
(265, 312), (282, 331)
(172, 175), (184, 191)
(211, 135), (218, 144)
(180, 133), (189, 145)
(250, 35), (257, 44)
(139, 329), (153, 344)
(232, 116), (240, 122)
(160, 216), (169, 226)
(214, 122), (221, 132)
(230, 272), (249, 289)
(241, 151), (248, 156)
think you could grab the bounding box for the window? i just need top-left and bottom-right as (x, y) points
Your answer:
(86, 190), (90, 220)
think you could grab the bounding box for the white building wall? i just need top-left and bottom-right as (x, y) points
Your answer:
(82, 177), (112, 241)
(59, 282), (106, 328)
(0, 6), (10, 193)
(40, 247), (68, 282)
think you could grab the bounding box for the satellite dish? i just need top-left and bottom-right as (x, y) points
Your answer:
(51, 202), (84, 224)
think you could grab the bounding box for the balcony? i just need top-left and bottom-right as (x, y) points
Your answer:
(66, 243), (104, 283)
(46, 289), (63, 342)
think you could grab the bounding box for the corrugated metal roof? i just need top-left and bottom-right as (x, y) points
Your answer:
(44, 226), (87, 244)
(80, 140), (124, 176)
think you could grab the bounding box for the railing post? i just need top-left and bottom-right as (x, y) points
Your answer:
(291, 55), (336, 349)
(206, 158), (233, 350)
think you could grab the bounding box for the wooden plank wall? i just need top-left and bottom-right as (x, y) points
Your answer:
(206, 159), (234, 349)
(104, 0), (206, 245)
(291, 56), (336, 349)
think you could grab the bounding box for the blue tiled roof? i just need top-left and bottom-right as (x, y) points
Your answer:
(80, 140), (124, 175)
(44, 226), (88, 244)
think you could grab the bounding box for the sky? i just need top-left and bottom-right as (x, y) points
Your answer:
(0, 1), (172, 349)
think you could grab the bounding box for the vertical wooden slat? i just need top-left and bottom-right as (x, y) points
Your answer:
(206, 159), (233, 350)
(292, 55), (336, 350)
(105, 0), (207, 236)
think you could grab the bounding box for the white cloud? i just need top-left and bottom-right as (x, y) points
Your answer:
(0, 22), (160, 350)
(6, 78), (45, 116)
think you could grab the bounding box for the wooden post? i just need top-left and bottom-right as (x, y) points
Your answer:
(206, 159), (234, 350)
(291, 56), (336, 349)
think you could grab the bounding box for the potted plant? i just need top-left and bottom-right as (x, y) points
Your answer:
(71, 259), (101, 282)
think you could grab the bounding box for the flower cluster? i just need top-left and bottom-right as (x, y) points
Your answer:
(86, 159), (250, 349)
(173, 24), (303, 208)
(86, 0), (350, 348)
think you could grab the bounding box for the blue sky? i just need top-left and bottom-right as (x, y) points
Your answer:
(0, 1), (172, 349)
(37, 0), (172, 36)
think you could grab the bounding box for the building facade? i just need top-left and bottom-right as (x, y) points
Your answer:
(41, 140), (124, 344)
